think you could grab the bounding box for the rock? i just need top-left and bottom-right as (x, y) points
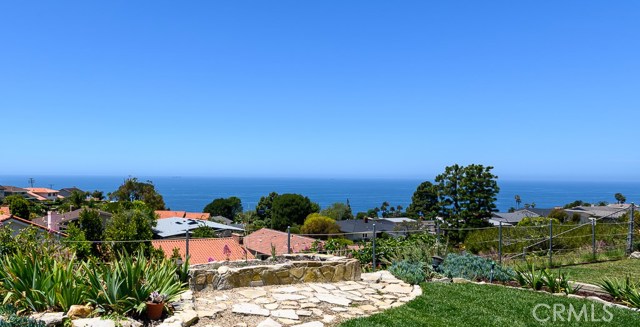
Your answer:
(277, 319), (298, 325)
(157, 323), (182, 327)
(358, 305), (378, 312)
(568, 294), (584, 299)
(175, 310), (199, 326)
(383, 284), (412, 294)
(291, 322), (324, 327)
(339, 284), (364, 291)
(432, 277), (452, 283)
(232, 303), (270, 316)
(67, 305), (93, 319)
(300, 303), (317, 309)
(322, 315), (335, 323)
(411, 285), (423, 297)
(72, 318), (114, 327)
(117, 318), (142, 327)
(629, 251), (640, 259)
(452, 278), (470, 284)
(587, 296), (609, 304)
(239, 289), (268, 299)
(257, 318), (283, 327)
(218, 266), (230, 274)
(316, 293), (351, 306)
(265, 303), (279, 310)
(255, 297), (276, 304)
(181, 291), (194, 300)
(271, 310), (299, 320)
(235, 324), (248, 327)
(273, 293), (307, 301)
(296, 310), (313, 317)
(197, 309), (218, 318)
(32, 312), (64, 327)
(330, 307), (348, 312)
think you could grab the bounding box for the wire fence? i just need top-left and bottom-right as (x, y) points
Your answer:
(51, 205), (639, 269)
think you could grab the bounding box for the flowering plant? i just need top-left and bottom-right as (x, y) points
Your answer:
(148, 291), (166, 303)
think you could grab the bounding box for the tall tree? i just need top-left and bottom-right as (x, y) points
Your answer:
(434, 164), (499, 228)
(256, 192), (279, 221)
(108, 177), (166, 210)
(407, 181), (440, 219)
(270, 193), (318, 231)
(615, 193), (626, 204)
(203, 196), (243, 220)
(514, 195), (521, 209)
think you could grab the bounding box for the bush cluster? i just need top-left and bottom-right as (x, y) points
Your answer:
(439, 253), (514, 282)
(389, 261), (429, 285)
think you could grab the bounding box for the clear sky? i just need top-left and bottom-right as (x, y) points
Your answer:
(1, 1), (639, 181)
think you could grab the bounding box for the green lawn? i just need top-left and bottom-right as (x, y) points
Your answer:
(552, 259), (640, 285)
(340, 283), (639, 327)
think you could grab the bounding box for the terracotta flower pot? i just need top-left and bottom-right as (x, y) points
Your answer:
(146, 301), (164, 320)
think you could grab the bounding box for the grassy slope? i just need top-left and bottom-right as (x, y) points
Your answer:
(340, 283), (639, 327)
(552, 260), (640, 285)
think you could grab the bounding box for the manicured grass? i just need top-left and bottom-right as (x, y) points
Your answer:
(340, 283), (639, 327)
(551, 259), (640, 285)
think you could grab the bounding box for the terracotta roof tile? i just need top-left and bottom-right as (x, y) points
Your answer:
(25, 188), (58, 194)
(155, 210), (211, 220)
(243, 228), (322, 256)
(0, 206), (10, 216)
(184, 212), (211, 220)
(152, 238), (254, 264)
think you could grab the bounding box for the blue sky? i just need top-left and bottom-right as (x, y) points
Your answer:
(1, 1), (639, 181)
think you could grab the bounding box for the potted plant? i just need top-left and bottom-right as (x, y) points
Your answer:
(146, 291), (166, 320)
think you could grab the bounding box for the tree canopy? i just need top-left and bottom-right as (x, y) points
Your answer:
(406, 181), (440, 219)
(271, 193), (319, 231)
(103, 202), (157, 257)
(4, 195), (30, 219)
(108, 178), (166, 210)
(615, 193), (627, 204)
(203, 196), (243, 220)
(300, 213), (341, 239)
(320, 202), (354, 221)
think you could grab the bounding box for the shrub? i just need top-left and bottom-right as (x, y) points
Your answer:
(599, 277), (640, 308)
(0, 314), (45, 327)
(389, 261), (428, 285)
(439, 253), (514, 282)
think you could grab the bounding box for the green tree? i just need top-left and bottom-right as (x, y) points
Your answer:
(407, 181), (440, 219)
(271, 193), (318, 231)
(68, 190), (88, 209)
(615, 193), (627, 204)
(320, 202), (354, 221)
(109, 177), (166, 210)
(515, 195), (522, 209)
(300, 213), (341, 239)
(103, 203), (157, 257)
(76, 208), (104, 256)
(91, 190), (104, 201)
(203, 196), (243, 220)
(547, 208), (568, 223)
(256, 192), (279, 221)
(435, 164), (499, 228)
(3, 195), (30, 219)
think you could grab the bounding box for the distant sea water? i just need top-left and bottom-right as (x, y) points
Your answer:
(1, 176), (640, 214)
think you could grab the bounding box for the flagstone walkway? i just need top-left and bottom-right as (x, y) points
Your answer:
(187, 270), (421, 327)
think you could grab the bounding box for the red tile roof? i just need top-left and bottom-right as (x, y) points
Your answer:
(244, 228), (322, 256)
(25, 187), (59, 194)
(152, 238), (254, 264)
(155, 210), (210, 220)
(0, 206), (10, 216)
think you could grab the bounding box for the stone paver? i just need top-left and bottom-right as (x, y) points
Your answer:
(192, 271), (419, 327)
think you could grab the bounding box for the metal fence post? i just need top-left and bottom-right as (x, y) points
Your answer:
(185, 228), (190, 259)
(628, 203), (635, 255)
(549, 219), (553, 267)
(591, 218), (596, 261)
(287, 226), (291, 254)
(498, 222), (503, 265)
(372, 224), (377, 272)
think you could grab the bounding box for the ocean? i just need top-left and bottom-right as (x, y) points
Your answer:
(1, 176), (639, 214)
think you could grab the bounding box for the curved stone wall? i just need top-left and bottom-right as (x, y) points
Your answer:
(189, 255), (361, 291)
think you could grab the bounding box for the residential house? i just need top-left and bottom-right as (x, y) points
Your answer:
(564, 204), (634, 222)
(32, 209), (113, 232)
(0, 212), (66, 237)
(243, 228), (321, 259)
(58, 187), (85, 198)
(152, 237), (254, 264)
(1, 186), (30, 198)
(210, 215), (233, 225)
(155, 210), (211, 220)
(152, 218), (243, 239)
(489, 209), (541, 226)
(335, 218), (400, 242)
(25, 188), (59, 201)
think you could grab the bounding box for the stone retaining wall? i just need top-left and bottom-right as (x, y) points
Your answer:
(189, 255), (361, 291)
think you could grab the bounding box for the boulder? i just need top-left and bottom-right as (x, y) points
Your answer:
(629, 251), (640, 259)
(66, 305), (93, 319)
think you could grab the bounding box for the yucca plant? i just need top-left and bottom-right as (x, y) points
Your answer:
(515, 263), (544, 290)
(0, 251), (55, 313)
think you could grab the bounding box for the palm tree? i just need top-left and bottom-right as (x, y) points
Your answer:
(515, 195), (522, 209)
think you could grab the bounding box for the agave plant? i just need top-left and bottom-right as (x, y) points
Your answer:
(515, 263), (544, 290)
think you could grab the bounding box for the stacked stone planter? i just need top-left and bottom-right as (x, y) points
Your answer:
(190, 254), (361, 291)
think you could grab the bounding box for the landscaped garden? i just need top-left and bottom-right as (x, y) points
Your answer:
(551, 259), (640, 285)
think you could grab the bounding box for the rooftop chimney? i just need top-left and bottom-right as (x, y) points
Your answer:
(47, 211), (52, 231)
